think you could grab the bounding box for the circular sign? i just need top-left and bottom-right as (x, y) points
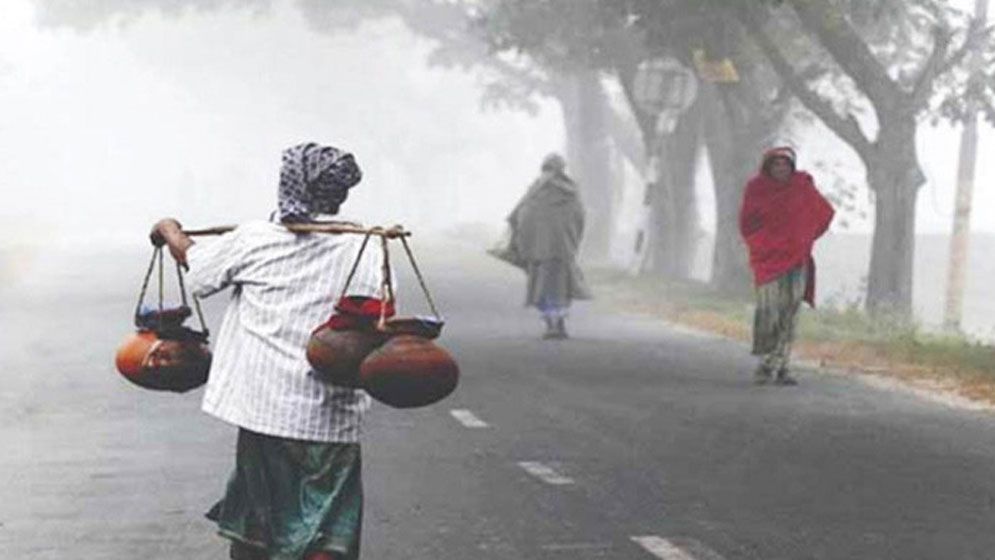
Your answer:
(632, 57), (699, 118)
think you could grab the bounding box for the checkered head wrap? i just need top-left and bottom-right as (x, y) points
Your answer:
(277, 142), (362, 223)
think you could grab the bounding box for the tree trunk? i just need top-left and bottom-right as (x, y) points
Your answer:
(865, 118), (924, 317)
(702, 85), (755, 295)
(557, 69), (614, 262)
(645, 99), (702, 279)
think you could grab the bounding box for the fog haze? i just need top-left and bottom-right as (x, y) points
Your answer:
(0, 0), (562, 247)
(4, 0), (995, 249)
(3, 0), (995, 335)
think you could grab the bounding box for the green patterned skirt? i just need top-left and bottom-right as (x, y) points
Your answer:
(752, 264), (807, 358)
(206, 429), (363, 560)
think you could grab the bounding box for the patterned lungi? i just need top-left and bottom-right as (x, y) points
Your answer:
(752, 264), (807, 373)
(207, 429), (363, 560)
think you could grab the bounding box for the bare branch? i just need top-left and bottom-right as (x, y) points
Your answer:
(784, 0), (901, 109)
(738, 4), (873, 158)
(912, 20), (988, 108)
(910, 25), (952, 102)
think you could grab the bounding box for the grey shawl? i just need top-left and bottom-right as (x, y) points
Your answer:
(492, 172), (591, 303)
(508, 172), (586, 263)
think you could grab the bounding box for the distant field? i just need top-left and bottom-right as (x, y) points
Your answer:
(689, 233), (995, 341)
(821, 234), (995, 338)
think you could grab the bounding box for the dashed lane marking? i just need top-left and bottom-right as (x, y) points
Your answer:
(630, 536), (699, 560)
(539, 542), (613, 552)
(516, 461), (575, 485)
(450, 409), (489, 428)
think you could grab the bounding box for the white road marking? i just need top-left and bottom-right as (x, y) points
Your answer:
(630, 536), (699, 560)
(516, 461), (575, 485)
(540, 542), (612, 551)
(450, 409), (489, 428)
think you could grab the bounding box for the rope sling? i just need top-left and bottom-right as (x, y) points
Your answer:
(133, 245), (209, 338)
(116, 246), (212, 393)
(333, 229), (443, 334)
(116, 222), (457, 407)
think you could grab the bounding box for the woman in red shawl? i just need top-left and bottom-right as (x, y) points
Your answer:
(740, 147), (834, 385)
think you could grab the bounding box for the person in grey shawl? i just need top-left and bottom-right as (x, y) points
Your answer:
(505, 153), (591, 339)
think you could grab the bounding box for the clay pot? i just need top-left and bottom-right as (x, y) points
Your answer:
(382, 317), (443, 339)
(115, 331), (211, 393)
(307, 326), (387, 387)
(115, 331), (158, 378)
(359, 335), (459, 408)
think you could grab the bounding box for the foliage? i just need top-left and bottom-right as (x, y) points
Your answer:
(829, 0), (995, 126)
(755, 0), (993, 132)
(476, 0), (630, 71)
(809, 159), (870, 231)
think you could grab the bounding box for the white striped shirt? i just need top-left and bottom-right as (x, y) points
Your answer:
(186, 219), (384, 442)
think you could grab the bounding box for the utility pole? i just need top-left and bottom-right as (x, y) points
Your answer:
(943, 0), (988, 331)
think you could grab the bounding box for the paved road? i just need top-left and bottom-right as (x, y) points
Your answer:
(2, 240), (994, 559)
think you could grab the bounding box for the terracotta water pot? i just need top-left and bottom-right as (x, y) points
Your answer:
(115, 331), (157, 378)
(115, 331), (211, 393)
(359, 335), (459, 408)
(307, 326), (387, 387)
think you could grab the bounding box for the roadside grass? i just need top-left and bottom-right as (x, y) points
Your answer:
(588, 268), (995, 405)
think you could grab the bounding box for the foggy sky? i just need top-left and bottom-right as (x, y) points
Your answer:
(0, 0), (992, 251)
(0, 0), (562, 247)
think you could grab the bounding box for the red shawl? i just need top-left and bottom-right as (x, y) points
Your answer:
(739, 169), (834, 305)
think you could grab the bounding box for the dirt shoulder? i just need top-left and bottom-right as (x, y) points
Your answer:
(588, 269), (995, 410)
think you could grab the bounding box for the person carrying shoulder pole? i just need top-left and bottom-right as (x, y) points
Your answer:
(150, 142), (381, 560)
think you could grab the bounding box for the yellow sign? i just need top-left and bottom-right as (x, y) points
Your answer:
(693, 49), (740, 83)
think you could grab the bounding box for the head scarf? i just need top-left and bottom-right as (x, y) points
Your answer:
(541, 153), (567, 173)
(760, 146), (797, 176)
(277, 142), (362, 223)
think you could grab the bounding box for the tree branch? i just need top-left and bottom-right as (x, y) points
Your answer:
(911, 20), (988, 108)
(910, 24), (954, 107)
(784, 0), (900, 110)
(738, 4), (873, 158)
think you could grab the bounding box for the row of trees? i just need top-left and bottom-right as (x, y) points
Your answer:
(467, 0), (995, 317)
(297, 0), (995, 317)
(36, 0), (995, 317)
